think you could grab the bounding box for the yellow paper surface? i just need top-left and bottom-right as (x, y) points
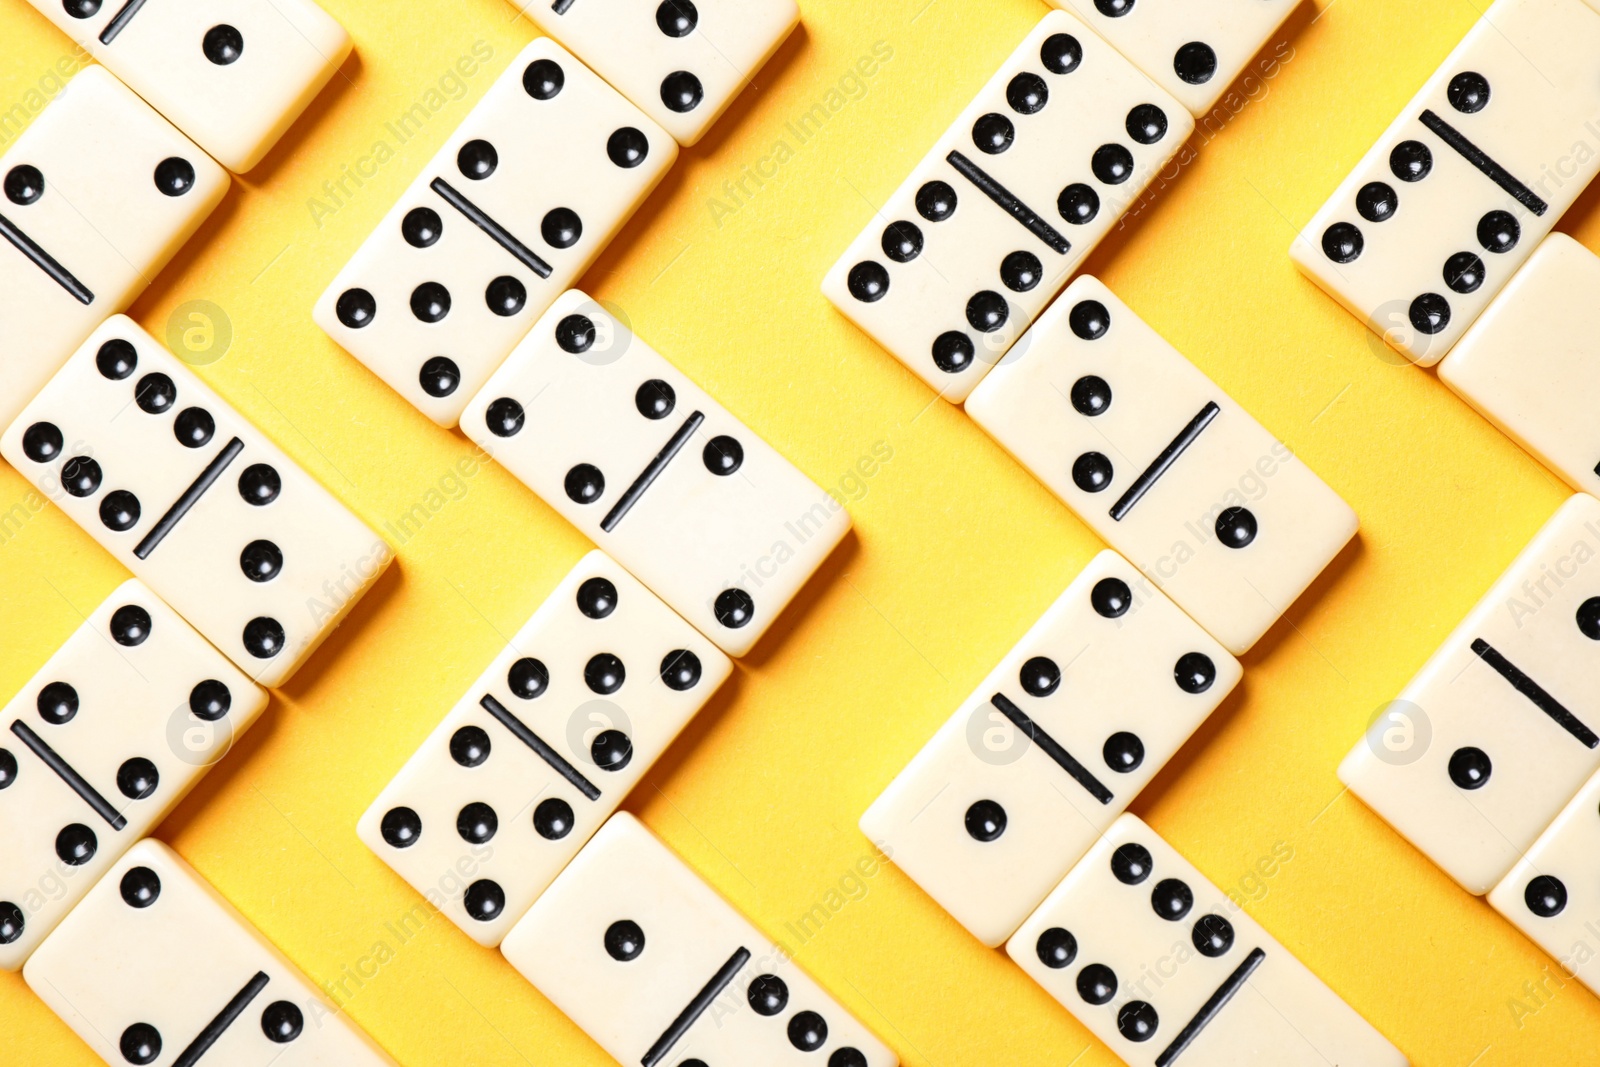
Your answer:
(2, 0), (1598, 1063)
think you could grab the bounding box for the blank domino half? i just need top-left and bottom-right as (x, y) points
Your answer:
(1341, 494), (1600, 894)
(1291, 0), (1600, 366)
(502, 813), (896, 1067)
(861, 549), (1240, 947)
(822, 11), (1193, 402)
(1439, 233), (1600, 496)
(1009, 814), (1408, 1067)
(966, 275), (1356, 654)
(25, 839), (395, 1065)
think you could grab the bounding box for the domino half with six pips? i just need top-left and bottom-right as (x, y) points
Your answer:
(22, 0), (350, 171)
(0, 580), (266, 971)
(1010, 814), (1408, 1067)
(822, 10), (1194, 402)
(1, 315), (392, 687)
(502, 812), (896, 1067)
(1291, 0), (1600, 366)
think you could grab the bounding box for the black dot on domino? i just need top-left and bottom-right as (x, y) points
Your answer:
(1001, 251), (1041, 292)
(636, 379), (676, 419)
(917, 180), (957, 221)
(486, 276), (526, 317)
(846, 262), (888, 302)
(714, 588), (755, 629)
(1103, 732), (1143, 773)
(111, 605), (152, 646)
(1091, 144), (1134, 185)
(523, 59), (564, 100)
(202, 25), (244, 66)
(458, 139), (497, 180)
(881, 220), (922, 263)
(1111, 841), (1153, 884)
(1174, 652), (1216, 693)
(456, 801), (498, 844)
(660, 70), (703, 113)
(967, 291), (1008, 333)
(117, 757), (158, 799)
(239, 463), (281, 505)
(260, 1001), (303, 1044)
(557, 313), (596, 353)
(1069, 299), (1110, 340)
(1525, 875), (1567, 918)
(120, 1023), (162, 1065)
(153, 157), (196, 197)
(1356, 181), (1397, 223)
(100, 490), (140, 532)
(607, 127), (651, 169)
(239, 540), (283, 584)
(1036, 927), (1077, 969)
(63, 0), (100, 17)
(0, 749), (17, 789)
(1072, 375), (1111, 416)
(973, 113), (1014, 155)
(120, 866), (160, 908)
(173, 407), (215, 448)
(584, 652), (625, 695)
(21, 422), (63, 463)
(534, 797), (574, 840)
(565, 463), (605, 504)
(1150, 877), (1193, 921)
(410, 282), (450, 323)
(703, 435), (742, 475)
(0, 901), (22, 945)
(190, 680), (232, 721)
(592, 730), (633, 772)
(788, 1012), (827, 1052)
(509, 656), (550, 697)
(830, 1049), (868, 1067)
(656, 1), (697, 37)
(1448, 71), (1490, 114)
(135, 372), (176, 414)
(542, 208), (582, 249)
(242, 617), (286, 659)
(1072, 452), (1113, 493)
(1173, 41), (1217, 85)
(419, 356), (461, 398)
(1444, 252), (1484, 294)
(451, 725), (491, 767)
(1007, 73), (1047, 115)
(1020, 655), (1061, 697)
(484, 397), (525, 437)
(38, 682), (77, 724)
(1126, 104), (1168, 145)
(1095, 0), (1133, 15)
(403, 207), (442, 247)
(748, 973), (788, 1015)
(1077, 963), (1118, 1005)
(5, 164), (42, 205)
(464, 879), (505, 921)
(381, 806), (422, 847)
(1410, 292), (1450, 335)
(336, 288), (376, 328)
(1215, 506), (1257, 549)
(1041, 33), (1083, 74)
(1193, 914), (1234, 957)
(605, 919), (645, 960)
(1092, 577), (1131, 618)
(964, 799), (1007, 842)
(660, 650), (702, 690)
(1479, 210), (1519, 254)
(1391, 140), (1432, 182)
(1448, 745), (1491, 790)
(1577, 597), (1600, 640)
(577, 577), (618, 618)
(931, 332), (974, 373)
(1321, 222), (1363, 264)
(56, 823), (96, 865)
(1118, 1001), (1159, 1042)
(61, 455), (100, 498)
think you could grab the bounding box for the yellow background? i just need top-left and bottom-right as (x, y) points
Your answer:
(2, 0), (1597, 1062)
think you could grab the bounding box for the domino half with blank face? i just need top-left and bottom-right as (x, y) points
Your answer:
(314, 38), (676, 427)
(461, 290), (851, 657)
(502, 812), (896, 1067)
(1489, 763), (1600, 997)
(0, 316), (392, 688)
(0, 66), (226, 431)
(822, 11), (1193, 402)
(23, 0), (350, 171)
(1438, 234), (1600, 497)
(0, 580), (266, 971)
(860, 550), (1240, 947)
(1341, 494), (1600, 894)
(514, 0), (800, 146)
(1290, 0), (1600, 366)
(966, 275), (1357, 654)
(1009, 814), (1408, 1067)
(357, 550), (730, 947)
(1047, 0), (1297, 117)
(25, 838), (395, 1065)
